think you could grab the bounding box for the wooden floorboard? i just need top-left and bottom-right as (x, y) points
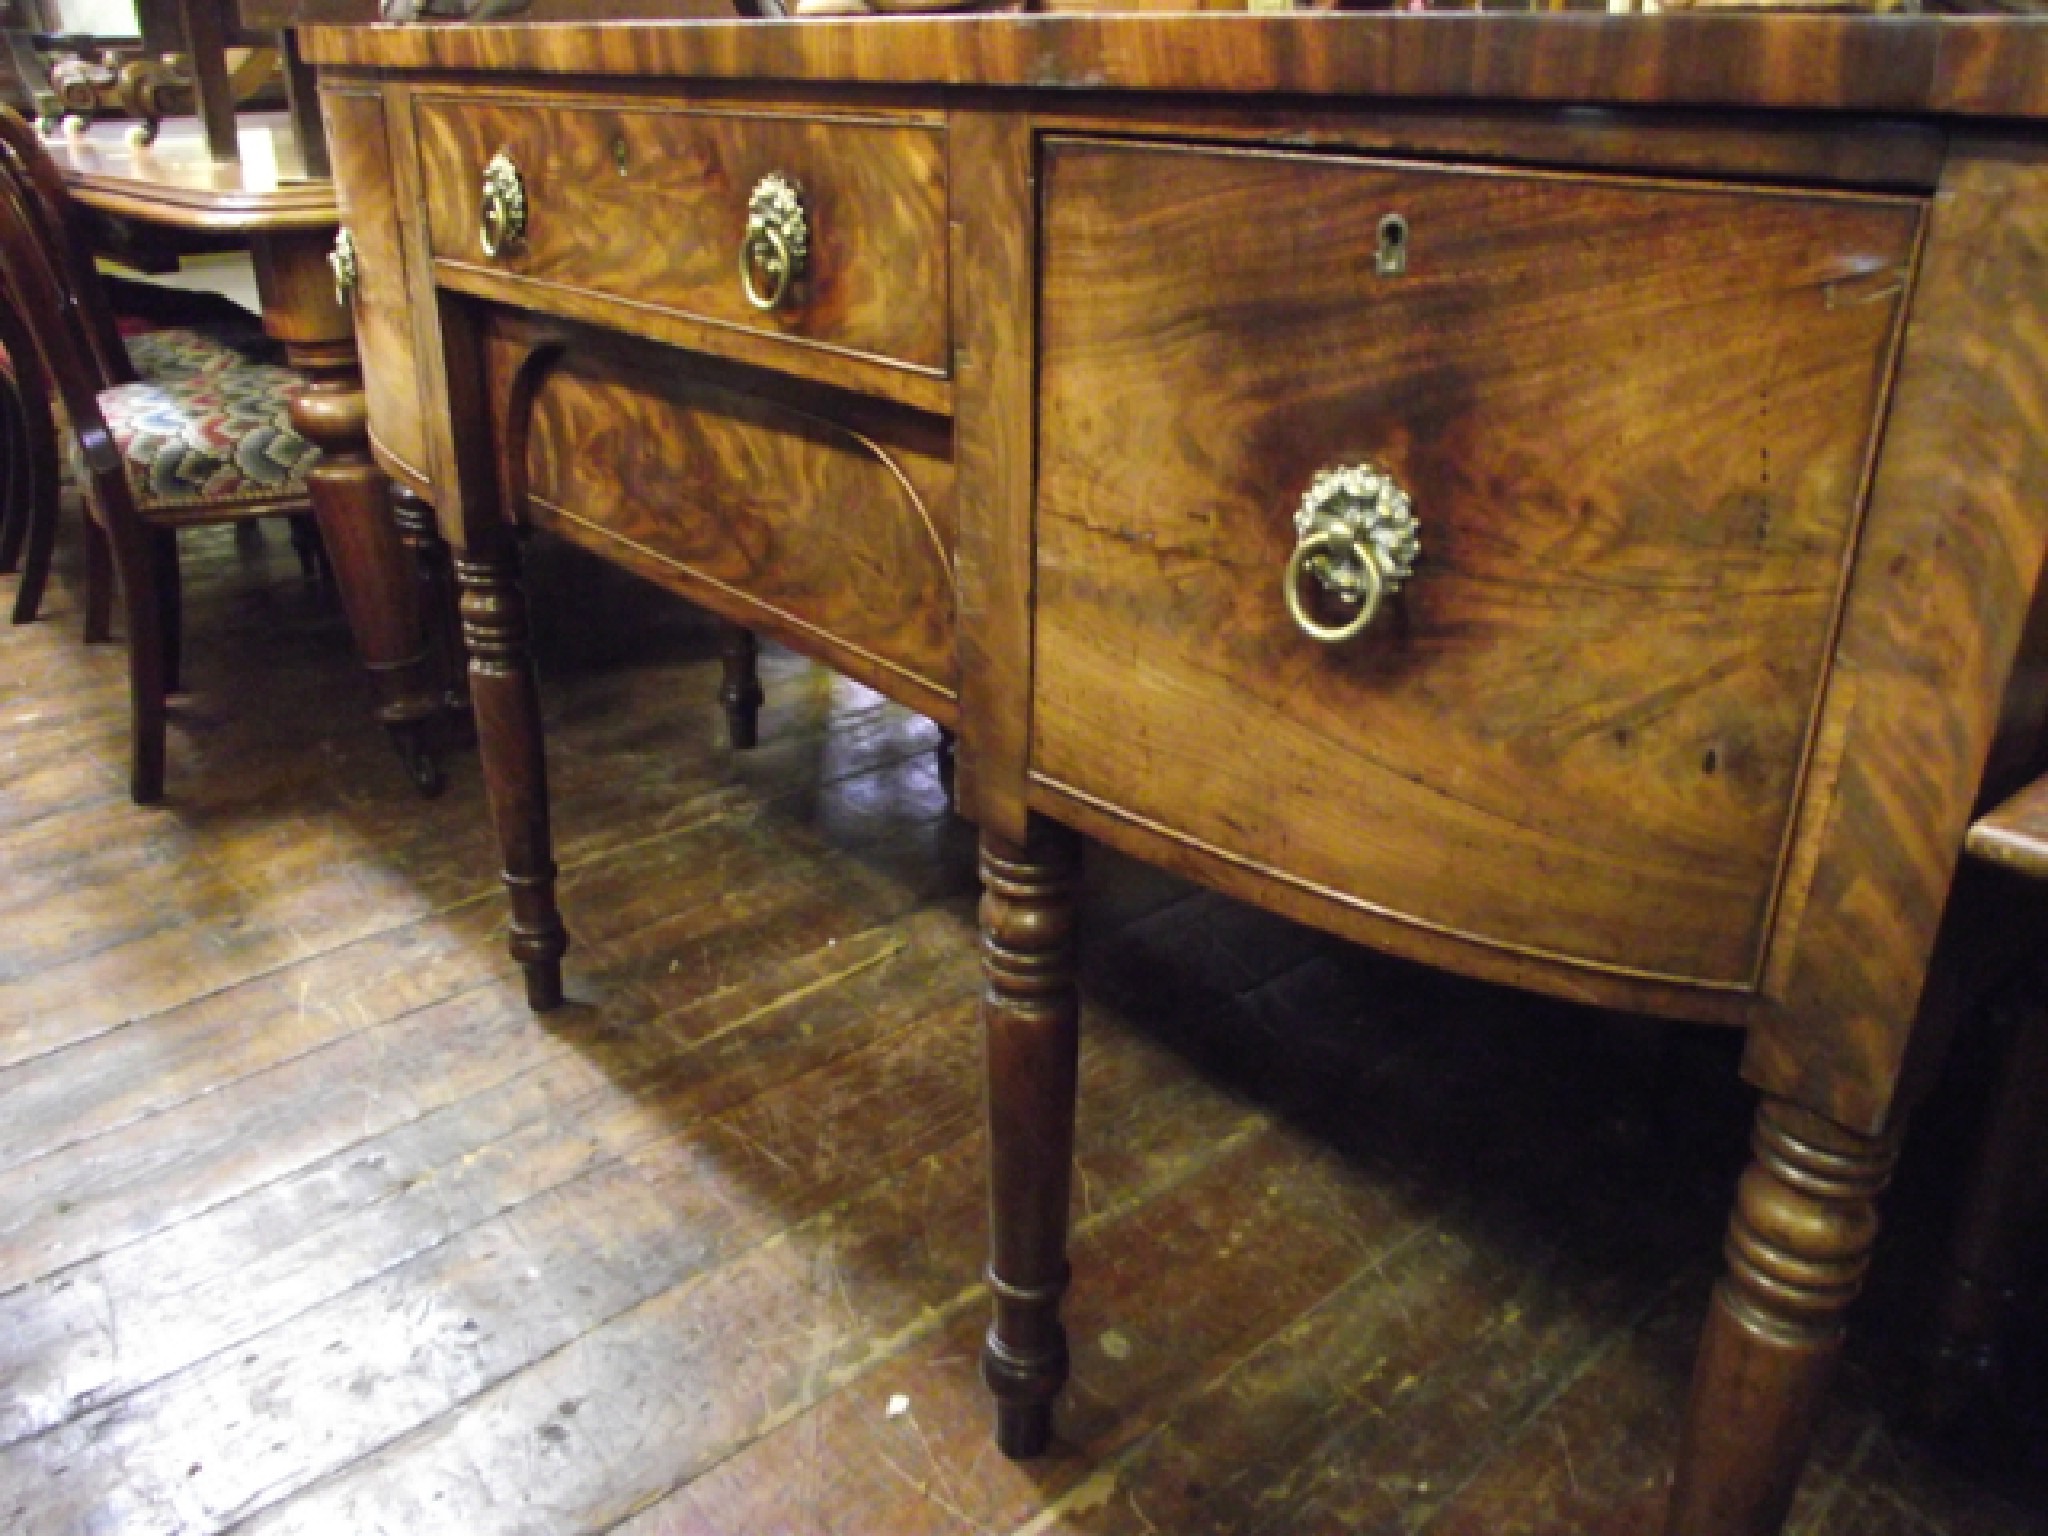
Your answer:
(1, 512), (2043, 1535)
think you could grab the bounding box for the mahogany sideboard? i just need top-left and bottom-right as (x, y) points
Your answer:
(284, 14), (2048, 1533)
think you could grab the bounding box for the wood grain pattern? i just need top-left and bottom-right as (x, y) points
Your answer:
(947, 108), (1035, 843)
(413, 92), (950, 383)
(322, 84), (434, 493)
(299, 14), (2037, 122)
(1032, 138), (1918, 991)
(1028, 99), (1949, 193)
(1749, 141), (2048, 1134)
(485, 322), (959, 720)
(1932, 19), (2048, 120)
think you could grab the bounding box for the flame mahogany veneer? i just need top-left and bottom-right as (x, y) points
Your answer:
(298, 16), (2048, 1533)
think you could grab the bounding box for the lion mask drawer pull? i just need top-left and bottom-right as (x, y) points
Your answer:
(1284, 462), (1420, 644)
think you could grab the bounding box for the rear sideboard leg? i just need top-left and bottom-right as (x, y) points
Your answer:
(1923, 979), (2048, 1431)
(979, 819), (1084, 1458)
(1664, 1098), (1900, 1536)
(716, 619), (763, 751)
(391, 486), (471, 717)
(456, 536), (569, 1011)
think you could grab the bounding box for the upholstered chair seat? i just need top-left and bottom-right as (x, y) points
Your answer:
(93, 362), (319, 518)
(126, 323), (275, 385)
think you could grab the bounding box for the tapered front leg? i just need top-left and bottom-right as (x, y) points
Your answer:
(1665, 1098), (1899, 1536)
(716, 620), (763, 751)
(456, 541), (569, 1012)
(979, 820), (1083, 1459)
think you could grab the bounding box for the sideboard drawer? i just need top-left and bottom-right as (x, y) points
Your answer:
(1032, 137), (1921, 991)
(413, 94), (949, 385)
(485, 322), (958, 717)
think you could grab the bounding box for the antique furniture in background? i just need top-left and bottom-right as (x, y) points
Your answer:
(285, 13), (2048, 1534)
(26, 106), (454, 790)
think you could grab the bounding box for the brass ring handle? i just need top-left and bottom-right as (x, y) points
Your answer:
(328, 227), (358, 309)
(739, 222), (795, 312)
(1284, 461), (1420, 646)
(739, 172), (809, 313)
(1285, 529), (1386, 645)
(478, 152), (527, 260)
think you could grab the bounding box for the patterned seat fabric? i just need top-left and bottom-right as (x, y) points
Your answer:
(126, 323), (277, 383)
(94, 363), (318, 511)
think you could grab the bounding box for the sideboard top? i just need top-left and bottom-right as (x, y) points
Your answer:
(292, 13), (2048, 121)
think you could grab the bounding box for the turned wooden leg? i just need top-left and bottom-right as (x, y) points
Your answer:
(390, 486), (470, 716)
(1665, 1098), (1899, 1536)
(287, 359), (444, 796)
(255, 227), (440, 793)
(979, 820), (1084, 1459)
(456, 541), (569, 1012)
(1923, 984), (2048, 1427)
(716, 620), (763, 751)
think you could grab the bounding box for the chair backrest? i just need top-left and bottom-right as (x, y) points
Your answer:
(0, 149), (123, 495)
(0, 105), (133, 391)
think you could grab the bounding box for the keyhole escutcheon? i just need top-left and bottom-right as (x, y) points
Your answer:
(1376, 213), (1409, 277)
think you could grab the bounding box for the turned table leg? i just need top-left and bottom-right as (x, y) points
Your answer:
(456, 537), (569, 1012)
(1665, 1097), (1899, 1536)
(259, 229), (443, 795)
(716, 619), (763, 751)
(978, 820), (1083, 1458)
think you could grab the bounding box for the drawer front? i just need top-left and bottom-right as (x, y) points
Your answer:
(416, 95), (949, 381)
(1033, 138), (1920, 989)
(323, 85), (431, 489)
(487, 325), (957, 713)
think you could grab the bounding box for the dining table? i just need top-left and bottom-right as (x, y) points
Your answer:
(46, 109), (452, 790)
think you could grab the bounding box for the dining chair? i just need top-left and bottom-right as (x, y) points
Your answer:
(0, 122), (324, 802)
(0, 104), (309, 631)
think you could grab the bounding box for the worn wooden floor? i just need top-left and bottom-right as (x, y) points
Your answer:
(1, 513), (2043, 1536)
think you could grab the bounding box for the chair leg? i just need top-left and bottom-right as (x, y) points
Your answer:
(287, 512), (327, 586)
(150, 528), (182, 696)
(83, 512), (114, 644)
(0, 380), (24, 576)
(106, 518), (168, 803)
(8, 355), (61, 625)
